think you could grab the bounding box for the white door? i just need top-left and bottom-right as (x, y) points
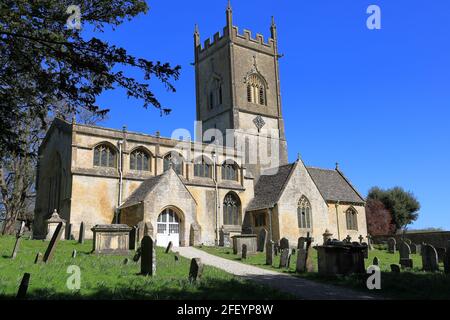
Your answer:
(156, 208), (180, 247)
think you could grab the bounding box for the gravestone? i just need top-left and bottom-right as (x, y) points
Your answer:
(296, 235), (314, 273)
(66, 224), (72, 240)
(344, 235), (352, 243)
(43, 222), (64, 263)
(366, 235), (374, 250)
(387, 237), (396, 253)
(422, 244), (439, 272)
(16, 273), (31, 299)
(257, 228), (268, 252)
(133, 247), (142, 262)
(266, 240), (274, 265)
(291, 248), (296, 256)
(165, 241), (173, 254)
(390, 264), (401, 273)
(373, 257), (379, 266)
(140, 235), (156, 276)
(241, 244), (247, 260)
(34, 252), (43, 264)
(129, 226), (138, 250)
(189, 258), (204, 283)
(123, 258), (129, 265)
(398, 240), (413, 268)
(444, 241), (450, 274)
(71, 249), (77, 258)
(358, 235), (364, 244)
(280, 237), (289, 250)
(435, 247), (446, 263)
(274, 243), (279, 256)
(296, 245), (307, 273)
(78, 222), (85, 244)
(11, 221), (25, 259)
(410, 243), (419, 254)
(279, 248), (290, 269)
(297, 237), (306, 249)
(174, 253), (180, 262)
(45, 210), (66, 241)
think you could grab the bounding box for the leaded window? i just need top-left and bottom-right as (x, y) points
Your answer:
(346, 207), (358, 231)
(222, 162), (237, 181)
(93, 144), (117, 168)
(297, 196), (312, 229)
(130, 149), (151, 171)
(163, 152), (183, 175)
(246, 74), (266, 105)
(194, 157), (212, 178)
(223, 193), (240, 225)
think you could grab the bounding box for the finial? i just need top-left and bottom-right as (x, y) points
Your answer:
(156, 131), (160, 138)
(335, 162), (339, 170)
(122, 125), (127, 132)
(226, 0), (233, 29)
(71, 115), (76, 124)
(227, 0), (231, 10)
(297, 153), (301, 161)
(194, 24), (199, 34)
(271, 16), (275, 26)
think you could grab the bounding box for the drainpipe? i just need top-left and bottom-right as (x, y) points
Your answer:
(117, 140), (124, 224)
(212, 150), (219, 246)
(335, 201), (340, 240)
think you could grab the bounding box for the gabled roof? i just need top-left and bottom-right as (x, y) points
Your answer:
(246, 163), (296, 211)
(119, 174), (165, 209)
(306, 167), (365, 204)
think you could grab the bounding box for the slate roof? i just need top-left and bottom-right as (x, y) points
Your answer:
(306, 167), (365, 204)
(246, 163), (295, 211)
(119, 174), (164, 209)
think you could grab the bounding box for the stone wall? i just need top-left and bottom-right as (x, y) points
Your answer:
(373, 231), (450, 248)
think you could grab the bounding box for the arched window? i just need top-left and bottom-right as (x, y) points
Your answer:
(246, 74), (266, 106)
(163, 152), (183, 175)
(130, 148), (151, 171)
(194, 156), (212, 178)
(222, 161), (238, 181)
(223, 193), (241, 225)
(209, 78), (222, 110)
(297, 196), (312, 229)
(346, 207), (358, 231)
(94, 144), (117, 168)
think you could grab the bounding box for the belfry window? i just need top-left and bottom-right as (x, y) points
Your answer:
(223, 193), (241, 225)
(209, 78), (222, 110)
(130, 149), (151, 171)
(163, 152), (183, 175)
(93, 144), (117, 168)
(297, 196), (312, 229)
(346, 207), (358, 231)
(246, 74), (266, 106)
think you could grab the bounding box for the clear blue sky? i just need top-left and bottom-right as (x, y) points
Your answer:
(89, 0), (450, 230)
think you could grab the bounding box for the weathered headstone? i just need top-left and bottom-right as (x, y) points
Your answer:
(43, 222), (64, 263)
(133, 247), (142, 262)
(241, 244), (247, 260)
(16, 273), (31, 300)
(291, 248), (296, 256)
(366, 235), (374, 250)
(422, 244), (439, 272)
(189, 258), (204, 283)
(387, 237), (396, 253)
(398, 240), (412, 268)
(71, 249), (77, 258)
(435, 247), (446, 263)
(444, 241), (450, 274)
(78, 222), (85, 244)
(34, 252), (43, 264)
(129, 226), (138, 250)
(279, 248), (290, 268)
(274, 243), (279, 256)
(410, 243), (419, 254)
(123, 258), (129, 265)
(280, 237), (289, 250)
(165, 241), (173, 254)
(390, 264), (401, 273)
(296, 245), (307, 273)
(140, 235), (156, 276)
(11, 221), (25, 259)
(297, 237), (306, 249)
(257, 228), (268, 252)
(296, 236), (314, 273)
(305, 245), (315, 273)
(373, 256), (379, 266)
(174, 253), (180, 262)
(266, 240), (274, 265)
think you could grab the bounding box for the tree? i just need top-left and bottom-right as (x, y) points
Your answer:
(367, 186), (420, 232)
(0, 0), (180, 155)
(365, 198), (396, 236)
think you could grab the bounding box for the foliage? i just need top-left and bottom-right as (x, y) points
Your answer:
(0, 237), (291, 299)
(0, 0), (180, 155)
(367, 186), (420, 231)
(366, 198), (396, 236)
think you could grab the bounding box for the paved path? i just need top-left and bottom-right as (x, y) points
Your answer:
(175, 246), (376, 300)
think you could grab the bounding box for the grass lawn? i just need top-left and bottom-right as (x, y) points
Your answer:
(198, 245), (450, 300)
(0, 236), (292, 300)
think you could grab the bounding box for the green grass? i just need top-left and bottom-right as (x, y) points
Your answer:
(0, 236), (292, 300)
(198, 245), (450, 300)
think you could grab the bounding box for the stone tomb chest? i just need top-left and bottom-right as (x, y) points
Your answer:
(316, 240), (367, 276)
(232, 234), (257, 255)
(91, 224), (132, 254)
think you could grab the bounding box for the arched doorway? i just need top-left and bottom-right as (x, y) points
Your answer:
(157, 208), (181, 247)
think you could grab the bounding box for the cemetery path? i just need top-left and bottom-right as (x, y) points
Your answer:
(175, 247), (376, 300)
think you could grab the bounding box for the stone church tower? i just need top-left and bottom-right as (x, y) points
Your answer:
(194, 4), (288, 180)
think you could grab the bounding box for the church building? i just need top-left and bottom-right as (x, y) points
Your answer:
(33, 5), (368, 247)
